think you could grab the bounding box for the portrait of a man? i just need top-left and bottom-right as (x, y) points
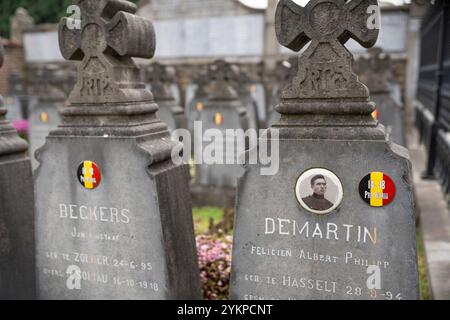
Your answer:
(301, 174), (334, 211)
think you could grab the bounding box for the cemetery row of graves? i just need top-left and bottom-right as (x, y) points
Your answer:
(0, 0), (449, 300)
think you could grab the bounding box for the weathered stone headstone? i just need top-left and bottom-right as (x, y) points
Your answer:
(230, 0), (419, 300)
(34, 0), (200, 300)
(186, 71), (209, 135)
(233, 68), (260, 131)
(4, 73), (28, 132)
(145, 63), (185, 132)
(249, 82), (267, 127)
(267, 60), (295, 127)
(191, 60), (248, 208)
(28, 65), (75, 169)
(0, 42), (36, 300)
(357, 47), (405, 146)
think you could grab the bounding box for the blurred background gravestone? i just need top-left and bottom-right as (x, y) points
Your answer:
(191, 59), (248, 208)
(3, 72), (28, 136)
(186, 70), (209, 137)
(357, 47), (405, 146)
(233, 67), (260, 132)
(28, 64), (75, 169)
(0, 42), (36, 300)
(267, 58), (297, 127)
(145, 63), (186, 132)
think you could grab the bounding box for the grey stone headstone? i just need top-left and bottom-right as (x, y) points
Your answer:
(34, 0), (200, 300)
(230, 0), (418, 300)
(251, 84), (266, 124)
(3, 95), (25, 124)
(233, 69), (260, 131)
(0, 42), (36, 300)
(192, 60), (248, 207)
(357, 48), (405, 146)
(145, 63), (186, 132)
(28, 65), (75, 169)
(268, 59), (297, 127)
(187, 72), (209, 136)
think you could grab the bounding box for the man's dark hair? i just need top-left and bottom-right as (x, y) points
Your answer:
(310, 174), (326, 186)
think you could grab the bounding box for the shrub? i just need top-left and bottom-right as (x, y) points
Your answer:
(196, 234), (232, 300)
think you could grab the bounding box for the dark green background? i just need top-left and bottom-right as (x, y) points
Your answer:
(0, 0), (139, 39)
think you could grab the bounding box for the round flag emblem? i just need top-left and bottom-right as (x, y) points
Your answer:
(77, 161), (101, 189)
(359, 172), (395, 207)
(214, 113), (224, 126)
(40, 112), (49, 123)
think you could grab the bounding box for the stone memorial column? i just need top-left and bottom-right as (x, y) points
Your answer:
(0, 42), (36, 300)
(146, 63), (186, 132)
(230, 0), (419, 300)
(34, 0), (200, 300)
(358, 48), (405, 146)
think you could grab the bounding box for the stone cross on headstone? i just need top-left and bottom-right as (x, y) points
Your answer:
(276, 0), (378, 101)
(357, 47), (405, 145)
(230, 0), (419, 300)
(0, 42), (36, 299)
(35, 0), (200, 300)
(146, 63), (186, 131)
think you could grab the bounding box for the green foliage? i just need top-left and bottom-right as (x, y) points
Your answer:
(193, 207), (224, 235)
(0, 0), (139, 39)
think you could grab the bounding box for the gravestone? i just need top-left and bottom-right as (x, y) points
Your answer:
(250, 83), (267, 126)
(4, 73), (28, 133)
(0, 42), (36, 299)
(145, 63), (185, 132)
(186, 71), (209, 136)
(28, 65), (75, 169)
(191, 60), (248, 208)
(357, 47), (405, 146)
(267, 60), (295, 127)
(34, 0), (200, 300)
(10, 7), (34, 45)
(230, 0), (419, 300)
(233, 68), (260, 131)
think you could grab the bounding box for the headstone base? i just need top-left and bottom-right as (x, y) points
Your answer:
(0, 157), (36, 299)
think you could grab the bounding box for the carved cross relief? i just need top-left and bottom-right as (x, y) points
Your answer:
(276, 0), (379, 99)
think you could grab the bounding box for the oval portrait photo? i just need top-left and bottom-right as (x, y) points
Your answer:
(295, 168), (344, 215)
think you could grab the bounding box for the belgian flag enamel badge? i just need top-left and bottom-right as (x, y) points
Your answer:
(359, 172), (395, 207)
(214, 113), (224, 126)
(77, 161), (101, 189)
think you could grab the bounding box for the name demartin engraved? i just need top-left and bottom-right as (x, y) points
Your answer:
(264, 218), (377, 244)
